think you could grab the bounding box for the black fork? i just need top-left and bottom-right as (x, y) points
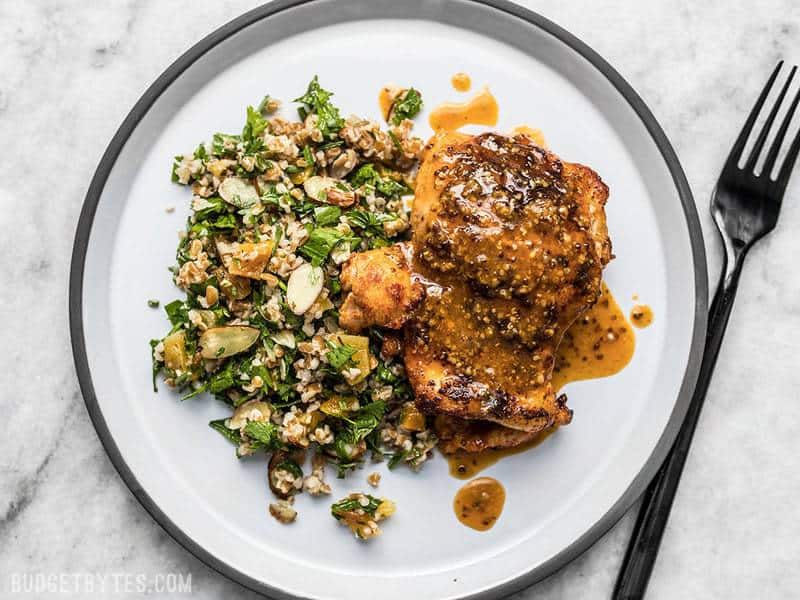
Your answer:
(614, 61), (800, 599)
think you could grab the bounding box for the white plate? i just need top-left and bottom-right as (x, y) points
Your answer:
(70, 1), (707, 598)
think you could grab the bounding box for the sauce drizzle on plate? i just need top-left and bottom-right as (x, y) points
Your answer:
(446, 283), (636, 482)
(453, 477), (505, 531)
(552, 282), (636, 390)
(429, 87), (499, 131)
(451, 72), (472, 92)
(378, 86), (395, 121)
(630, 304), (654, 328)
(447, 428), (555, 479)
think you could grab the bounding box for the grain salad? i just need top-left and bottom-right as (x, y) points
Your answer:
(150, 77), (435, 535)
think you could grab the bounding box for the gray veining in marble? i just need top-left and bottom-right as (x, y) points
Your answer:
(1, 1), (799, 598)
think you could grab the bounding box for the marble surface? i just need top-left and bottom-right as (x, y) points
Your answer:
(2, 0), (800, 598)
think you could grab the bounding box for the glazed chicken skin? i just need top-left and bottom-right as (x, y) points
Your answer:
(339, 243), (424, 332)
(406, 131), (610, 432)
(340, 131), (611, 437)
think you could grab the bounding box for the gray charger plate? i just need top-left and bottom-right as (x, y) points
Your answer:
(70, 1), (707, 598)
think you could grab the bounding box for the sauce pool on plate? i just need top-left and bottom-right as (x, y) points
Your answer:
(447, 428), (555, 480)
(446, 283), (636, 480)
(630, 304), (654, 328)
(451, 72), (472, 92)
(428, 87), (499, 131)
(378, 86), (396, 121)
(552, 282), (636, 390)
(453, 477), (505, 531)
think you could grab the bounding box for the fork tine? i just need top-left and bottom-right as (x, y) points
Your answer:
(774, 121), (800, 192)
(724, 61), (783, 170)
(745, 66), (797, 172)
(763, 71), (800, 180)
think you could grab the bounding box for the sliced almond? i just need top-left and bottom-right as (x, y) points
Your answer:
(286, 263), (324, 315)
(194, 309), (218, 329)
(218, 177), (260, 208)
(302, 176), (332, 201)
(302, 176), (355, 206)
(199, 326), (259, 359)
(227, 400), (272, 430)
(271, 329), (296, 349)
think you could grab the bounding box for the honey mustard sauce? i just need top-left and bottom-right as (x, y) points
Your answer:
(511, 125), (547, 148)
(552, 282), (636, 390)
(630, 304), (654, 328)
(448, 428), (555, 480)
(378, 86), (396, 121)
(451, 72), (472, 92)
(453, 477), (506, 531)
(446, 283), (636, 480)
(428, 87), (499, 132)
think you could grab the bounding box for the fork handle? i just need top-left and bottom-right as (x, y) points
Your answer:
(613, 249), (745, 600)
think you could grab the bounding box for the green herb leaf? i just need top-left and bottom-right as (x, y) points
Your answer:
(208, 362), (237, 394)
(274, 459), (304, 479)
(313, 205), (341, 227)
(193, 143), (208, 161)
(302, 145), (316, 167)
(344, 209), (397, 248)
(343, 401), (386, 442)
(298, 227), (346, 265)
(212, 133), (241, 157)
(294, 76), (343, 140)
(329, 276), (342, 295)
(326, 339), (357, 370)
(375, 362), (399, 385)
(242, 106), (267, 152)
(349, 164), (411, 198)
(171, 155), (184, 183)
(209, 419), (241, 445)
(244, 420), (282, 451)
(391, 88), (423, 125)
(149, 339), (161, 392)
(387, 451), (408, 470)
(193, 196), (226, 220)
(331, 494), (382, 519)
(164, 300), (189, 327)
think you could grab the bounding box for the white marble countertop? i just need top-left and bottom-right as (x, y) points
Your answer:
(2, 1), (800, 598)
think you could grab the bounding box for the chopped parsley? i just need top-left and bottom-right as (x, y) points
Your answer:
(313, 205), (342, 227)
(244, 420), (283, 451)
(298, 227), (352, 265)
(391, 88), (423, 124)
(331, 494), (383, 518)
(349, 164), (411, 198)
(164, 300), (189, 327)
(242, 106), (268, 152)
(342, 401), (385, 442)
(326, 339), (357, 370)
(294, 76), (344, 140)
(209, 419), (241, 445)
